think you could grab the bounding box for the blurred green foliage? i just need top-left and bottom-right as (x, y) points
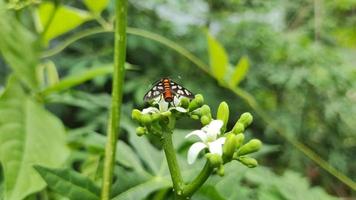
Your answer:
(0, 0), (355, 199)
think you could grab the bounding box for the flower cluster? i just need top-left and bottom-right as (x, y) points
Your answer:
(131, 94), (262, 175)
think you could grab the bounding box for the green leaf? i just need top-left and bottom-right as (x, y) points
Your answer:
(111, 177), (171, 200)
(229, 56), (250, 87)
(0, 76), (69, 200)
(194, 185), (225, 200)
(207, 32), (229, 81)
(0, 4), (38, 90)
(121, 118), (163, 174)
(36, 2), (92, 43)
(34, 165), (100, 200)
(83, 0), (109, 14)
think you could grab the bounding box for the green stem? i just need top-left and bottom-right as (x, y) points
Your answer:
(100, 0), (127, 199)
(161, 129), (184, 197)
(183, 162), (213, 198)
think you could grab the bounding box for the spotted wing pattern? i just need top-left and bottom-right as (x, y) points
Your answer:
(143, 80), (165, 101)
(169, 80), (194, 99)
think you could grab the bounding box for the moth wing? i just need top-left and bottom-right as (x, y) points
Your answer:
(143, 81), (165, 101)
(169, 80), (194, 99)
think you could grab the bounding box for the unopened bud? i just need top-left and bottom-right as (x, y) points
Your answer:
(131, 109), (142, 121)
(140, 114), (152, 125)
(217, 165), (225, 176)
(238, 112), (253, 127)
(200, 105), (211, 116)
(189, 94), (204, 111)
(136, 127), (146, 136)
(237, 139), (262, 156)
(200, 115), (211, 126)
(179, 97), (190, 108)
(235, 134), (245, 149)
(232, 122), (244, 134)
(217, 101), (229, 132)
(223, 133), (237, 161)
(238, 156), (258, 168)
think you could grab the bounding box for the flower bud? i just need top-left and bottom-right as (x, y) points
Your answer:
(232, 122), (244, 134)
(238, 112), (253, 127)
(223, 133), (238, 161)
(151, 113), (161, 122)
(217, 165), (225, 176)
(206, 153), (223, 168)
(217, 101), (229, 132)
(136, 127), (146, 136)
(238, 156), (258, 168)
(191, 114), (200, 120)
(235, 133), (245, 149)
(179, 97), (190, 109)
(237, 139), (262, 156)
(140, 114), (152, 125)
(200, 115), (211, 126)
(188, 94), (204, 111)
(200, 105), (211, 116)
(131, 109), (142, 121)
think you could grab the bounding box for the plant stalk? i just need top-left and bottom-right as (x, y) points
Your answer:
(100, 0), (127, 199)
(161, 129), (184, 197)
(183, 161), (213, 198)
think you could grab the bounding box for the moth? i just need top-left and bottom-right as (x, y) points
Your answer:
(143, 78), (194, 103)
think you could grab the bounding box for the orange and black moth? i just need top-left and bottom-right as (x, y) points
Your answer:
(143, 78), (194, 103)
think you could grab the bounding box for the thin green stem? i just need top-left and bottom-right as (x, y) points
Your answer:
(100, 0), (127, 199)
(161, 129), (184, 196)
(183, 162), (213, 198)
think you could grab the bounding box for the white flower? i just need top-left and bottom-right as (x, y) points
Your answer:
(142, 95), (187, 114)
(185, 120), (226, 164)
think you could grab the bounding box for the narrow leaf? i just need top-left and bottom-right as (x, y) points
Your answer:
(229, 56), (250, 87)
(84, 0), (109, 14)
(207, 32), (229, 81)
(36, 2), (92, 43)
(0, 76), (69, 200)
(34, 165), (100, 200)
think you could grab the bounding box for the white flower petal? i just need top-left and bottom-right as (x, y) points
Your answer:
(187, 142), (207, 164)
(208, 137), (225, 156)
(173, 96), (181, 106)
(185, 130), (207, 142)
(141, 107), (159, 114)
(158, 100), (169, 111)
(203, 120), (223, 140)
(170, 106), (187, 113)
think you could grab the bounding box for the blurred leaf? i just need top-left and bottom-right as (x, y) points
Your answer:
(111, 176), (171, 200)
(194, 185), (225, 200)
(207, 32), (229, 81)
(83, 0), (109, 14)
(229, 56), (250, 87)
(0, 3), (38, 90)
(0, 76), (69, 200)
(67, 130), (143, 172)
(34, 165), (100, 200)
(121, 118), (164, 174)
(245, 167), (338, 200)
(36, 2), (92, 43)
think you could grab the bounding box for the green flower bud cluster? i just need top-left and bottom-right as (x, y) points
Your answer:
(212, 102), (261, 169)
(131, 94), (206, 136)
